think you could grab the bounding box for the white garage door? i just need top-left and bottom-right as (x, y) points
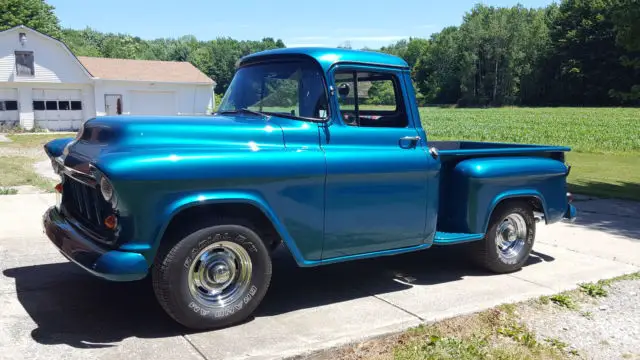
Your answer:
(129, 91), (176, 115)
(0, 88), (19, 126)
(32, 89), (84, 131)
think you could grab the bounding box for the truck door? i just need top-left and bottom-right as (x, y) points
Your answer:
(320, 66), (438, 259)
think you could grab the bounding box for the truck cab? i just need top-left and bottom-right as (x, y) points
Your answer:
(42, 47), (576, 330)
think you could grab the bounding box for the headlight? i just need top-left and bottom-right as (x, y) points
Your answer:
(100, 176), (114, 202)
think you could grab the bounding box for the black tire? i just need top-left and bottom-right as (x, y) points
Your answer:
(152, 218), (272, 330)
(472, 201), (536, 273)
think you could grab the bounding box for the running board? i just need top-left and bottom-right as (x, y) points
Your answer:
(433, 231), (484, 245)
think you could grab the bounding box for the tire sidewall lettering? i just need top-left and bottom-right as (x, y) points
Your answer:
(183, 228), (263, 319)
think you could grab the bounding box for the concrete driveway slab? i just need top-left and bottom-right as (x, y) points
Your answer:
(576, 198), (640, 219)
(0, 290), (204, 360)
(537, 212), (640, 266)
(510, 243), (639, 291)
(350, 248), (553, 322)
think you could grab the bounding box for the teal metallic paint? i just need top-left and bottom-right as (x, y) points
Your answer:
(88, 115), (327, 263)
(564, 204), (577, 222)
(43, 207), (148, 281)
(43, 137), (75, 158)
(240, 47), (410, 73)
(321, 65), (440, 258)
(447, 157), (570, 234)
(433, 232), (485, 245)
(40, 47), (576, 281)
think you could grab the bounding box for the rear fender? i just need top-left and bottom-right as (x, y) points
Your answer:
(484, 190), (548, 232)
(448, 156), (569, 234)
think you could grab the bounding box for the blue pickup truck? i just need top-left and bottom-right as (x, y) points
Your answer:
(42, 47), (576, 330)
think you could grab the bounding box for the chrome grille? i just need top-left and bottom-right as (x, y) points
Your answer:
(62, 175), (111, 239)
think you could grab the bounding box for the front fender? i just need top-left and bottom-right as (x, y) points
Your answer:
(146, 191), (310, 266)
(43, 137), (75, 159)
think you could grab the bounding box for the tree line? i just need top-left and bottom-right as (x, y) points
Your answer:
(2, 0), (639, 106)
(380, 0), (639, 106)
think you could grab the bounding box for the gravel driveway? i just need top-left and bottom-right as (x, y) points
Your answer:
(522, 279), (640, 360)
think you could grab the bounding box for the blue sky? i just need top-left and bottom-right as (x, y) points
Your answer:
(48, 0), (556, 49)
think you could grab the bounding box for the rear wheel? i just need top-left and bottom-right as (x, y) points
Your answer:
(152, 218), (272, 329)
(472, 201), (536, 273)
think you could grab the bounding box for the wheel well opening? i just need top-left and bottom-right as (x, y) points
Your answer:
(495, 196), (544, 217)
(161, 203), (282, 251)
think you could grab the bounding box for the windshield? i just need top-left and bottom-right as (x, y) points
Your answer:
(218, 60), (329, 121)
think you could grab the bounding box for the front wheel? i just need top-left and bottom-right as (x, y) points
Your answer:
(472, 201), (536, 273)
(152, 219), (272, 329)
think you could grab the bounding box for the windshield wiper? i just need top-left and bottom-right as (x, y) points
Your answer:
(218, 108), (270, 118)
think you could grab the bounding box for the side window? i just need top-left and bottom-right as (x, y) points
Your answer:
(334, 70), (407, 128)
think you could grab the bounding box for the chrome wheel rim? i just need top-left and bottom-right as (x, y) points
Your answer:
(188, 239), (252, 308)
(496, 214), (527, 262)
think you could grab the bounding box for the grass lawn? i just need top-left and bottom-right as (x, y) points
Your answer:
(0, 156), (56, 191)
(566, 152), (640, 201)
(5, 133), (75, 148)
(420, 107), (640, 201)
(0, 134), (73, 193)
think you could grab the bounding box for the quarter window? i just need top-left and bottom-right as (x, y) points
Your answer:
(334, 71), (407, 128)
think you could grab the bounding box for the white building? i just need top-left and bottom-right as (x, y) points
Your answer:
(0, 25), (215, 131)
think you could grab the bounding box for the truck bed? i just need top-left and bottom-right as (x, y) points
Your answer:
(430, 140), (570, 159)
(430, 140), (571, 239)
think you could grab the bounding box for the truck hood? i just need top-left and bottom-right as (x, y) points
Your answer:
(48, 114), (287, 175)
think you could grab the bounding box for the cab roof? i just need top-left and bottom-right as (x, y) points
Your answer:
(239, 47), (409, 72)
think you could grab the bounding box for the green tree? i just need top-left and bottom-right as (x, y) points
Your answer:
(0, 0), (62, 38)
(62, 27), (103, 56)
(380, 38), (430, 68)
(413, 27), (462, 104)
(545, 0), (638, 105)
(610, 0), (640, 102)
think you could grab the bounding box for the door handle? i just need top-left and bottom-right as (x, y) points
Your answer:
(398, 136), (420, 149)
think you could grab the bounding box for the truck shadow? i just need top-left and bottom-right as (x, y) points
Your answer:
(568, 193), (640, 240)
(2, 246), (553, 349)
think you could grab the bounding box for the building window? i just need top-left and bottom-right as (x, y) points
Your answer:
(45, 101), (58, 110)
(0, 101), (18, 111)
(59, 101), (71, 110)
(33, 101), (45, 111)
(15, 51), (35, 77)
(71, 101), (82, 110)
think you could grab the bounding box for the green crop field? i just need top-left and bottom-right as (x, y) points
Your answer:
(420, 107), (640, 201)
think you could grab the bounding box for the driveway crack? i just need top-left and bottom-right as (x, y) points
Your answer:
(182, 334), (208, 360)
